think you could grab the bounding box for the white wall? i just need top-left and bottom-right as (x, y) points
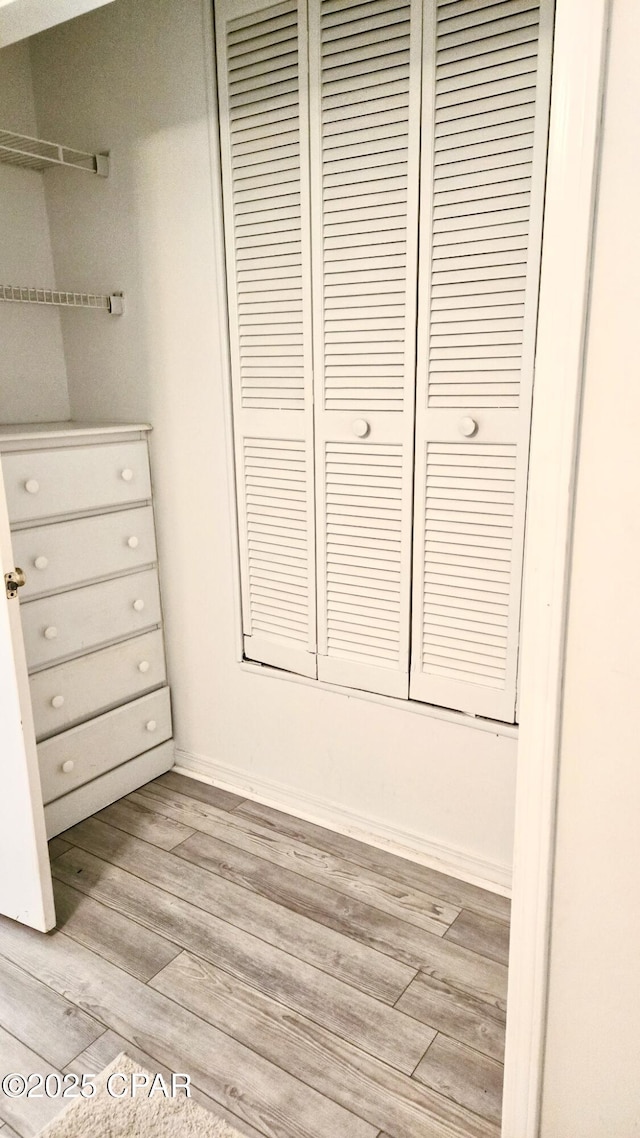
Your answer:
(540, 0), (640, 1131)
(28, 0), (517, 888)
(0, 40), (69, 423)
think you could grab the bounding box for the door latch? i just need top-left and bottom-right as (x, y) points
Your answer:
(4, 567), (26, 600)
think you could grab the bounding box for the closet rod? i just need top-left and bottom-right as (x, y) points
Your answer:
(0, 286), (124, 315)
(0, 129), (109, 176)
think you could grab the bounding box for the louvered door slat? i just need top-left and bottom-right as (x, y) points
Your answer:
(410, 0), (553, 720)
(217, 0), (316, 678)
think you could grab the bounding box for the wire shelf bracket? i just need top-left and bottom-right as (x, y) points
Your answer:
(0, 286), (124, 315)
(0, 129), (109, 176)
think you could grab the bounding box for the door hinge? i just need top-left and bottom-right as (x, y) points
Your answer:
(5, 567), (26, 600)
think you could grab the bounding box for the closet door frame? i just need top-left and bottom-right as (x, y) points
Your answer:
(502, 0), (610, 1134)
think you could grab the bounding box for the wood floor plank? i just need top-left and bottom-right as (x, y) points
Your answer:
(48, 837), (71, 861)
(95, 797), (196, 851)
(235, 798), (510, 923)
(53, 879), (182, 982)
(174, 826), (451, 971)
(152, 950), (499, 1138)
(63, 814), (413, 1006)
(159, 770), (246, 812)
(173, 827), (508, 1010)
(0, 954), (103, 1069)
(444, 911), (510, 967)
(0, 918), (376, 1138)
(65, 1029), (268, 1138)
(0, 1024), (65, 1137)
(395, 972), (506, 1062)
(134, 783), (460, 936)
(413, 1035), (504, 1127)
(53, 837), (433, 1074)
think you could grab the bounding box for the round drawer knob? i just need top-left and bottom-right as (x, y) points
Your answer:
(44, 626), (58, 640)
(62, 760), (74, 774)
(51, 695), (65, 709)
(127, 536), (139, 549)
(25, 479), (40, 495)
(458, 416), (478, 438)
(121, 468), (134, 482)
(145, 720), (157, 733)
(351, 418), (370, 438)
(133, 598), (145, 612)
(34, 555), (49, 570)
(138, 660), (150, 673)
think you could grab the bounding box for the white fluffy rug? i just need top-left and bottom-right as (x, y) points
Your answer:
(36, 1053), (246, 1137)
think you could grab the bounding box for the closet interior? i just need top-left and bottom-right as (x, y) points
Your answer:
(0, 0), (552, 916)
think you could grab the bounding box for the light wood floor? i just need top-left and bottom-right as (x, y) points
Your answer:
(0, 771), (510, 1138)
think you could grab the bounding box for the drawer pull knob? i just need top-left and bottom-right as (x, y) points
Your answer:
(62, 760), (74, 774)
(138, 660), (150, 673)
(351, 418), (370, 438)
(121, 468), (134, 482)
(51, 695), (65, 709)
(25, 479), (40, 494)
(146, 719), (157, 732)
(127, 536), (139, 549)
(34, 555), (49, 570)
(44, 626), (58, 640)
(133, 598), (145, 612)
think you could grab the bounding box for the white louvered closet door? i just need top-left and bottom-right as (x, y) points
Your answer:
(410, 0), (553, 720)
(309, 0), (422, 699)
(216, 0), (317, 677)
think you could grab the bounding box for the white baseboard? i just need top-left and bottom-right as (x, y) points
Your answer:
(173, 748), (512, 896)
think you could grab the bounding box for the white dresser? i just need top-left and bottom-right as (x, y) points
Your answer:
(0, 422), (174, 837)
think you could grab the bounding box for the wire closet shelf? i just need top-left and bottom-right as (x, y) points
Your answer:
(0, 129), (109, 175)
(0, 127), (119, 312)
(0, 286), (124, 315)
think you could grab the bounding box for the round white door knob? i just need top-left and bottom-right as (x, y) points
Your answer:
(34, 555), (49, 570)
(44, 626), (58, 640)
(121, 468), (134, 482)
(145, 720), (157, 732)
(138, 660), (150, 673)
(51, 695), (65, 709)
(127, 535), (139, 549)
(133, 598), (145, 612)
(62, 760), (74, 774)
(25, 479), (40, 494)
(459, 416), (478, 438)
(351, 418), (370, 438)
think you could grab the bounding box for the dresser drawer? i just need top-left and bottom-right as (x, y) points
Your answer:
(12, 507), (156, 600)
(2, 440), (151, 523)
(31, 628), (166, 740)
(22, 569), (162, 671)
(38, 687), (172, 804)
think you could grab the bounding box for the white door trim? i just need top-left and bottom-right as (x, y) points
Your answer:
(501, 1), (611, 1134)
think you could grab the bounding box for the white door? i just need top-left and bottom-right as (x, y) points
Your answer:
(0, 462), (55, 931)
(409, 0), (554, 721)
(216, 0), (318, 679)
(309, 0), (423, 699)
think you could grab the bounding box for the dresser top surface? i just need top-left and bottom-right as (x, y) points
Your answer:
(0, 422), (152, 445)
